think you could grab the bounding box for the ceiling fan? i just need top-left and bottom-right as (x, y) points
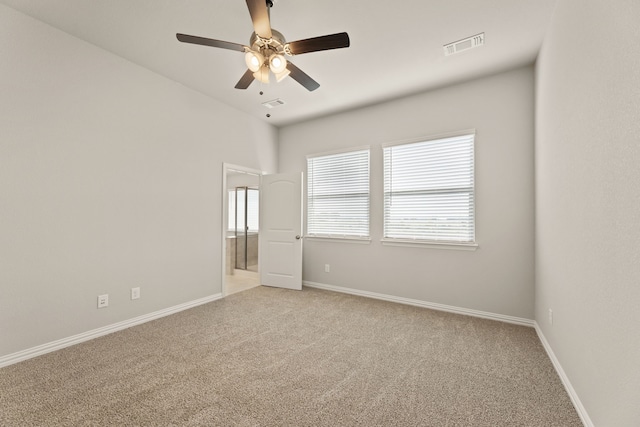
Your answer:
(176, 0), (350, 92)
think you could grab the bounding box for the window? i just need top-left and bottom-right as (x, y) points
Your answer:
(383, 132), (475, 244)
(307, 148), (370, 238)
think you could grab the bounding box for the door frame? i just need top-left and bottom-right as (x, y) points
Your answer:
(221, 163), (264, 296)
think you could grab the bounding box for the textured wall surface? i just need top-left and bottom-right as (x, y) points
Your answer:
(0, 4), (278, 358)
(280, 66), (535, 320)
(535, 0), (640, 424)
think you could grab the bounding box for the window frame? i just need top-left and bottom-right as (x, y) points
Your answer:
(306, 146), (371, 242)
(381, 130), (478, 251)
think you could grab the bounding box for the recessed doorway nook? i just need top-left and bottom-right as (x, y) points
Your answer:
(222, 163), (263, 296)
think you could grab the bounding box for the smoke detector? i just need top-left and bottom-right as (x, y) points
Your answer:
(444, 33), (485, 56)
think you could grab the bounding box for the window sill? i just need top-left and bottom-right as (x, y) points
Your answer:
(305, 236), (372, 245)
(380, 238), (478, 251)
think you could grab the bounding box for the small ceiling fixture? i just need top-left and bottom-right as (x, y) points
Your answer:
(262, 98), (286, 109)
(444, 33), (485, 56)
(177, 0), (350, 91)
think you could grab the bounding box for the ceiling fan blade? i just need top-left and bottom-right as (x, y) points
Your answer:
(234, 69), (255, 89)
(245, 0), (272, 39)
(285, 32), (350, 55)
(176, 33), (246, 52)
(286, 62), (320, 92)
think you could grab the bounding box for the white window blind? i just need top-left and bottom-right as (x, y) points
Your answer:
(383, 133), (475, 243)
(307, 149), (370, 238)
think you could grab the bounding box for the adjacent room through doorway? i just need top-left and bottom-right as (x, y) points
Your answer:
(224, 165), (262, 295)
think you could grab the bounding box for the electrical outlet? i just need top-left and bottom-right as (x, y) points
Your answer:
(131, 287), (140, 300)
(548, 308), (553, 325)
(97, 294), (109, 308)
(324, 264), (330, 273)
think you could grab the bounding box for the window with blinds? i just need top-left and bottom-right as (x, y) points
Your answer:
(307, 148), (370, 238)
(383, 133), (475, 243)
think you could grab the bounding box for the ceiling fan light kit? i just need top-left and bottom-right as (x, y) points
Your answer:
(253, 66), (270, 84)
(275, 68), (291, 82)
(245, 51), (264, 72)
(269, 54), (287, 74)
(177, 0), (350, 92)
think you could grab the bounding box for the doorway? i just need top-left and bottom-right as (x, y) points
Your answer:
(232, 186), (259, 272)
(223, 164), (262, 296)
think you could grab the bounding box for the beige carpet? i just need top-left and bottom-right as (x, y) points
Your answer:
(0, 286), (581, 426)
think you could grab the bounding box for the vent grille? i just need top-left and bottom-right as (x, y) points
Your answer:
(444, 33), (484, 56)
(262, 98), (286, 109)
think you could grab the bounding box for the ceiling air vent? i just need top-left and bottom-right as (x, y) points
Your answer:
(444, 33), (484, 56)
(262, 98), (286, 109)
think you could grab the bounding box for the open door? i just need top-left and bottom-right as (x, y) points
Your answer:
(259, 172), (303, 290)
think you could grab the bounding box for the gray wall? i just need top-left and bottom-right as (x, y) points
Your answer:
(227, 172), (260, 191)
(6, 2), (637, 422)
(0, 5), (278, 358)
(279, 66), (535, 320)
(535, 0), (640, 425)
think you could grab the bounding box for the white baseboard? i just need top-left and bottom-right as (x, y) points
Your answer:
(303, 281), (535, 327)
(303, 282), (591, 424)
(534, 323), (592, 427)
(0, 294), (223, 369)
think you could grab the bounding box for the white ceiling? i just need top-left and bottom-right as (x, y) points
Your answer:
(1, 0), (558, 127)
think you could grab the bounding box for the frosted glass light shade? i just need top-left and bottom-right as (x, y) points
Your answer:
(275, 68), (290, 82)
(245, 51), (264, 72)
(253, 66), (270, 84)
(269, 54), (287, 74)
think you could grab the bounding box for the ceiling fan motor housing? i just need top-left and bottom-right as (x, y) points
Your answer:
(250, 30), (286, 55)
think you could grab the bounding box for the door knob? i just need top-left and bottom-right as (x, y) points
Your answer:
(295, 235), (302, 240)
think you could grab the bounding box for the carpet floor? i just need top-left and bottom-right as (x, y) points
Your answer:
(0, 286), (581, 426)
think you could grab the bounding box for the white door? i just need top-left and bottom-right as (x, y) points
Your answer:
(259, 172), (303, 290)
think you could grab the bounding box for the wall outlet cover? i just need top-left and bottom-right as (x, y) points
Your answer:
(97, 294), (109, 308)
